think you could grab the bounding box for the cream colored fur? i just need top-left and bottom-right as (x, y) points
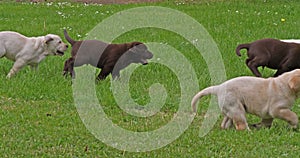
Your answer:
(192, 69), (300, 130)
(0, 31), (68, 78)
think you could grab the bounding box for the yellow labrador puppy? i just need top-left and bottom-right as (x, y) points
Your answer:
(191, 69), (300, 130)
(0, 31), (68, 78)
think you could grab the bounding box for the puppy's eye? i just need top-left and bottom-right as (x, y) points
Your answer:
(58, 41), (62, 44)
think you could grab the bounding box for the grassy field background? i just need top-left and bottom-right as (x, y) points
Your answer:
(1, 0), (300, 157)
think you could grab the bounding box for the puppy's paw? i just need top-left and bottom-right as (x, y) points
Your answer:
(62, 71), (68, 76)
(250, 123), (272, 130)
(250, 123), (261, 129)
(290, 124), (298, 131)
(6, 74), (12, 79)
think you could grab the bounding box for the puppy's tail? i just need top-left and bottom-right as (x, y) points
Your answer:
(191, 86), (217, 113)
(63, 29), (76, 46)
(236, 43), (250, 56)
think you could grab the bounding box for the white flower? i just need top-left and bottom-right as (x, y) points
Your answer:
(46, 2), (53, 6)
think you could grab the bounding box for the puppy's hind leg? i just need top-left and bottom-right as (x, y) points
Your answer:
(233, 114), (249, 131)
(63, 59), (70, 76)
(7, 59), (27, 78)
(223, 100), (250, 130)
(221, 116), (233, 129)
(229, 108), (250, 131)
(63, 58), (75, 78)
(246, 57), (262, 77)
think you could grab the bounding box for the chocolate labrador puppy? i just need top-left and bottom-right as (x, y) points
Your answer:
(63, 30), (153, 80)
(236, 38), (300, 77)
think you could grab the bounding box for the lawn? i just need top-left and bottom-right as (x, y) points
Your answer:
(1, 0), (300, 157)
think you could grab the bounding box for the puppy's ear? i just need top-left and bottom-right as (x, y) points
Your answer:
(45, 36), (54, 44)
(131, 42), (142, 48)
(288, 76), (300, 91)
(127, 42), (143, 52)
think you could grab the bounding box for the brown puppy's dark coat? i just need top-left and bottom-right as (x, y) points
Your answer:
(236, 38), (300, 77)
(63, 30), (153, 80)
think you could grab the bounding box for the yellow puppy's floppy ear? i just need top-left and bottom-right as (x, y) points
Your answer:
(45, 35), (54, 44)
(288, 76), (300, 91)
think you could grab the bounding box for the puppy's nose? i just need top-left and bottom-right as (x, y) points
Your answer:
(66, 45), (69, 48)
(148, 52), (154, 58)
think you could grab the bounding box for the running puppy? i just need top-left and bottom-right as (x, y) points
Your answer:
(191, 69), (300, 130)
(0, 31), (68, 78)
(63, 30), (153, 80)
(236, 38), (300, 77)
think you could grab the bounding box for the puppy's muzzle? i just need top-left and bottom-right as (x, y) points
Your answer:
(56, 44), (68, 56)
(141, 59), (148, 65)
(141, 51), (153, 65)
(56, 50), (65, 56)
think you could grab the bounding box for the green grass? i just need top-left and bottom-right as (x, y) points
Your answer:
(1, 0), (300, 157)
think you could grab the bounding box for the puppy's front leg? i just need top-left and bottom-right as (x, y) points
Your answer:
(251, 118), (273, 129)
(7, 59), (27, 78)
(112, 70), (120, 80)
(274, 68), (290, 77)
(97, 65), (113, 80)
(273, 108), (298, 128)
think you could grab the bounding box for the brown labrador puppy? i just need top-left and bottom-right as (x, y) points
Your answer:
(63, 30), (153, 80)
(236, 38), (300, 77)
